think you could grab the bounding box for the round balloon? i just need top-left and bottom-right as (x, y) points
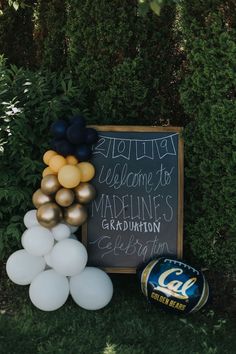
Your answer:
(65, 223), (79, 233)
(58, 165), (81, 188)
(32, 189), (54, 209)
(43, 239), (56, 268)
(55, 188), (75, 207)
(54, 139), (74, 157)
(43, 150), (57, 165)
(69, 234), (78, 240)
(37, 202), (62, 228)
(77, 162), (95, 182)
(21, 226), (54, 256)
(42, 167), (57, 177)
(49, 155), (66, 173)
(64, 203), (87, 226)
(85, 128), (98, 145)
(138, 257), (209, 314)
(66, 155), (78, 165)
(23, 209), (39, 228)
(6, 249), (46, 285)
(51, 223), (71, 241)
(44, 250), (54, 268)
(51, 239), (88, 276)
(74, 144), (92, 161)
(50, 120), (68, 139)
(74, 183), (96, 204)
(41, 175), (61, 195)
(51, 138), (62, 152)
(66, 124), (86, 145)
(29, 269), (69, 311)
(69, 115), (86, 127)
(70, 267), (113, 310)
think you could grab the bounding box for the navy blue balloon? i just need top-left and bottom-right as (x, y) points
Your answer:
(53, 139), (74, 157)
(69, 115), (86, 127)
(51, 120), (68, 139)
(74, 144), (92, 161)
(67, 124), (86, 145)
(51, 138), (61, 151)
(138, 257), (209, 314)
(85, 128), (98, 145)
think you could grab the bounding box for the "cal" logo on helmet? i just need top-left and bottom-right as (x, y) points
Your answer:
(153, 268), (197, 300)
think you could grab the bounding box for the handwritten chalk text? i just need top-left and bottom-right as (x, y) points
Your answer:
(90, 234), (172, 261)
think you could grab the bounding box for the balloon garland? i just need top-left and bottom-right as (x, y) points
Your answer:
(33, 115), (98, 229)
(6, 115), (113, 311)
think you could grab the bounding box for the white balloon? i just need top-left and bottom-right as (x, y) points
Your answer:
(44, 252), (53, 268)
(51, 224), (71, 241)
(51, 239), (87, 276)
(65, 223), (79, 233)
(29, 269), (69, 311)
(23, 209), (39, 228)
(69, 234), (77, 240)
(44, 239), (57, 268)
(6, 249), (45, 285)
(21, 226), (54, 256)
(70, 267), (113, 310)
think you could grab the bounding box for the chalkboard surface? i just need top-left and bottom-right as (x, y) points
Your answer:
(82, 126), (183, 273)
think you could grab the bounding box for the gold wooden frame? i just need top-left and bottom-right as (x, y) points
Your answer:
(82, 125), (184, 273)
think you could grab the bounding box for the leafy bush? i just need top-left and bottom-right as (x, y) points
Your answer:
(0, 57), (84, 258)
(66, 0), (184, 125)
(181, 9), (236, 271)
(34, 0), (67, 71)
(0, 1), (185, 126)
(0, 0), (35, 67)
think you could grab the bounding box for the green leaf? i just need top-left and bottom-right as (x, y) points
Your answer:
(138, 1), (150, 16)
(150, 1), (161, 16)
(12, 1), (19, 11)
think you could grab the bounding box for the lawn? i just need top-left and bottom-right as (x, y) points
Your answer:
(0, 273), (235, 354)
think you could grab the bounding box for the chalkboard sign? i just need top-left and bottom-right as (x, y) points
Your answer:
(82, 126), (183, 273)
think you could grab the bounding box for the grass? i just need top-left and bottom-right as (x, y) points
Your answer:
(0, 274), (235, 354)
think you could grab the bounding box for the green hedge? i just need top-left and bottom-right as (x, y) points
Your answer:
(181, 3), (236, 271)
(0, 0), (184, 126)
(0, 0), (35, 67)
(35, 0), (67, 71)
(66, 0), (183, 125)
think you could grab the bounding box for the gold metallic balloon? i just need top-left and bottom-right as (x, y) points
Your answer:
(37, 202), (62, 228)
(64, 203), (88, 226)
(55, 188), (75, 207)
(32, 189), (53, 209)
(41, 174), (61, 195)
(74, 183), (96, 204)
